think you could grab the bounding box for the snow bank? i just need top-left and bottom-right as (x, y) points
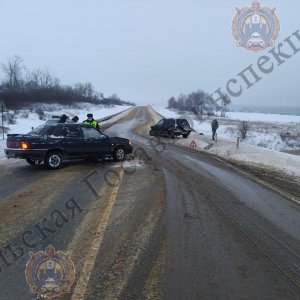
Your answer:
(152, 105), (300, 152)
(0, 103), (132, 160)
(6, 103), (132, 136)
(179, 132), (300, 178)
(0, 139), (6, 160)
(226, 111), (300, 123)
(152, 106), (300, 179)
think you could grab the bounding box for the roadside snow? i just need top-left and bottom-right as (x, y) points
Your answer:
(152, 105), (300, 179)
(105, 118), (143, 140)
(6, 103), (132, 136)
(180, 132), (300, 178)
(153, 106), (300, 124)
(0, 139), (6, 160)
(152, 105), (300, 152)
(0, 103), (132, 160)
(226, 112), (300, 123)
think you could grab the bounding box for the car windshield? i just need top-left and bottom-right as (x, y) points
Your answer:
(27, 124), (52, 135)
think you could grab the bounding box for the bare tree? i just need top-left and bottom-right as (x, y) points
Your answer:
(1, 55), (24, 92)
(0, 56), (134, 108)
(167, 97), (177, 109)
(177, 94), (187, 111)
(26, 68), (55, 89)
(238, 121), (249, 140)
(189, 90), (208, 116)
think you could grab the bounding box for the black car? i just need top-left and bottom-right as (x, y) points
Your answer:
(149, 118), (192, 139)
(4, 123), (133, 169)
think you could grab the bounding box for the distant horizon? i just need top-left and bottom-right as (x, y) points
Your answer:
(0, 0), (299, 107)
(228, 104), (300, 116)
(154, 102), (300, 116)
(230, 104), (300, 108)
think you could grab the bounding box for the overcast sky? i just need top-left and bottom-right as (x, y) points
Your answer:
(0, 0), (299, 107)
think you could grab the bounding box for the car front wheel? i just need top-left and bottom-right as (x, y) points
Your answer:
(113, 147), (125, 161)
(44, 151), (63, 170)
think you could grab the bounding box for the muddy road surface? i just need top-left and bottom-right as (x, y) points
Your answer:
(0, 106), (299, 300)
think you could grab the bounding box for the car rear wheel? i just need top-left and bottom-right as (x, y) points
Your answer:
(44, 151), (63, 170)
(182, 133), (189, 139)
(25, 158), (42, 166)
(113, 147), (125, 161)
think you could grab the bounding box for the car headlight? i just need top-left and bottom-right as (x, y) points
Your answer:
(128, 140), (132, 145)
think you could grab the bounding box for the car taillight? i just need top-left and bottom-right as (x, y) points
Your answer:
(20, 142), (29, 149)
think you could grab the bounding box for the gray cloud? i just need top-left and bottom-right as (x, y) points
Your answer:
(0, 0), (299, 106)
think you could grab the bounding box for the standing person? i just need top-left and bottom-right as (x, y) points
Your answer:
(71, 116), (79, 123)
(58, 114), (69, 123)
(83, 113), (100, 130)
(211, 119), (219, 141)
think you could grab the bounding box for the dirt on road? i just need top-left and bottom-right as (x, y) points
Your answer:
(0, 106), (299, 300)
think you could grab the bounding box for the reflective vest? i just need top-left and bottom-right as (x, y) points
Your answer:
(84, 119), (98, 128)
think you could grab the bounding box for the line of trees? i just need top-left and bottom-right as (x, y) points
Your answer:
(0, 55), (135, 109)
(167, 89), (231, 117)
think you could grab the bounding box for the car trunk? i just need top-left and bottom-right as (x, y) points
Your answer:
(6, 134), (41, 149)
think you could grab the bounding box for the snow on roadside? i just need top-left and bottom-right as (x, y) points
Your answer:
(7, 103), (132, 135)
(182, 132), (300, 178)
(105, 118), (142, 140)
(152, 105), (300, 179)
(152, 105), (300, 151)
(226, 111), (300, 123)
(0, 139), (6, 160)
(0, 103), (132, 160)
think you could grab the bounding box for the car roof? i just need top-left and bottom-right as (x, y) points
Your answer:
(163, 118), (188, 121)
(53, 123), (94, 127)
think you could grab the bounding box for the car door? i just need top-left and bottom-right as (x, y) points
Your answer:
(164, 119), (175, 130)
(154, 119), (165, 133)
(82, 127), (110, 156)
(59, 126), (85, 157)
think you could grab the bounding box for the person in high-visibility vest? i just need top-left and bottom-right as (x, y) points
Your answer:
(83, 113), (100, 130)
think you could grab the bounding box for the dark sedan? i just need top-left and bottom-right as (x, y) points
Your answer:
(4, 123), (133, 169)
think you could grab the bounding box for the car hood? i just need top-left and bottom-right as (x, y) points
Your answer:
(110, 137), (129, 144)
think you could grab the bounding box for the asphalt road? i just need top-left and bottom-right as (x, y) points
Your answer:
(0, 106), (299, 300)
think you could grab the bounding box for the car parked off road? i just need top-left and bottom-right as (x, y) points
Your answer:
(4, 123), (133, 169)
(149, 118), (192, 139)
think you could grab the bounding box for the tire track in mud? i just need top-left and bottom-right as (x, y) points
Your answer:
(159, 153), (300, 292)
(0, 108), (139, 249)
(61, 160), (166, 300)
(71, 168), (125, 300)
(0, 164), (85, 247)
(100, 107), (300, 297)
(98, 167), (165, 300)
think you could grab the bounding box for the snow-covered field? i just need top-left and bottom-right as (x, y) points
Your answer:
(152, 105), (300, 152)
(226, 111), (300, 123)
(4, 103), (132, 135)
(151, 105), (300, 179)
(0, 103), (132, 160)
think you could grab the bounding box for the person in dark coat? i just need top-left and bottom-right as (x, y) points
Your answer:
(58, 114), (69, 123)
(211, 119), (219, 141)
(71, 116), (79, 123)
